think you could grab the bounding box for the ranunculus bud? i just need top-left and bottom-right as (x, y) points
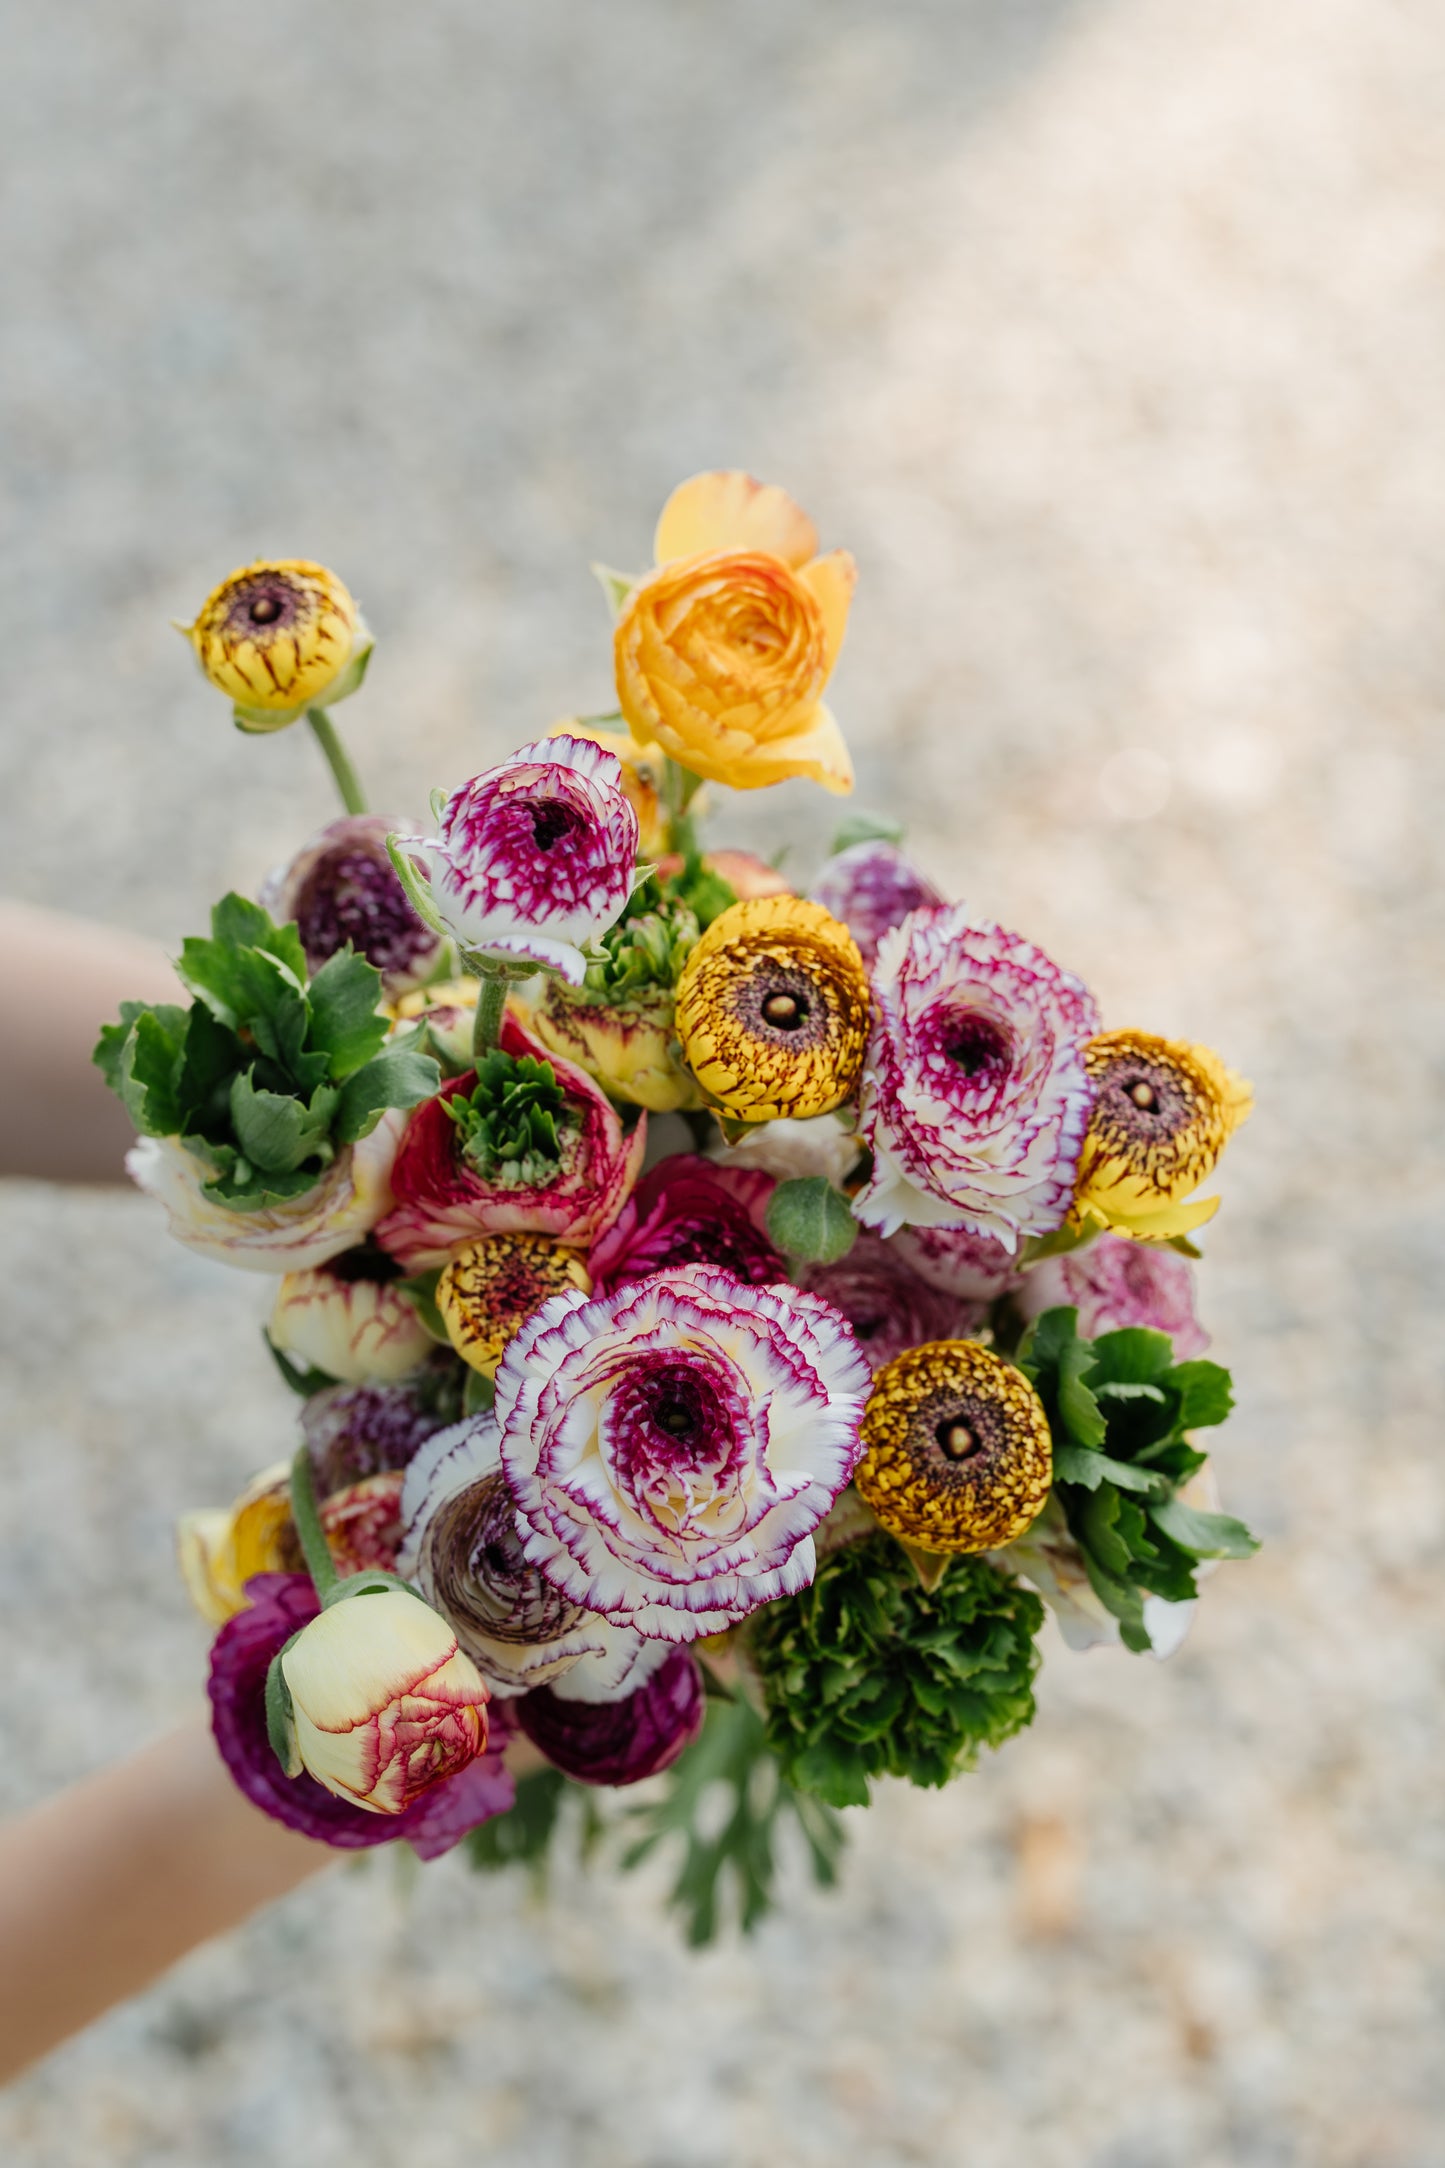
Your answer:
(180, 560), (373, 732)
(531, 984), (701, 1114)
(260, 815), (445, 997)
(278, 1587), (490, 1815)
(269, 1249), (435, 1384)
(810, 840), (944, 967)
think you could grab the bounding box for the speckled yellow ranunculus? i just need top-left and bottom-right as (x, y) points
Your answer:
(855, 1340), (1052, 1554)
(614, 472), (856, 795)
(1072, 1030), (1253, 1243)
(674, 895), (871, 1122)
(181, 559), (373, 732)
(437, 1232), (592, 1376)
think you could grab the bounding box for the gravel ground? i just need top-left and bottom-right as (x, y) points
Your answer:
(3, 0), (1444, 2161)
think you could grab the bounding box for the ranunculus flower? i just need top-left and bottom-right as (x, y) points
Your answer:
(888, 1221), (1021, 1301)
(400, 1417), (665, 1697)
(708, 1109), (862, 1189)
(389, 980), (481, 1072)
(126, 1109), (404, 1275)
(674, 896), (871, 1122)
(209, 1574), (514, 1852)
(277, 1585), (490, 1815)
(855, 906), (1099, 1245)
(270, 1248), (435, 1383)
(301, 1366), (458, 1495)
(375, 1015), (644, 1273)
(515, 1647), (705, 1786)
(797, 1233), (983, 1375)
(614, 470), (857, 795)
(179, 1467), (406, 1626)
(1072, 1030), (1253, 1243)
(548, 719), (670, 858)
(405, 734), (639, 984)
(180, 560), (373, 731)
(588, 1155), (782, 1296)
(1014, 1233), (1209, 1357)
(855, 1339), (1053, 1554)
(437, 1233), (592, 1377)
(810, 840), (945, 966)
(495, 1265), (872, 1641)
(531, 982), (702, 1114)
(260, 814), (444, 996)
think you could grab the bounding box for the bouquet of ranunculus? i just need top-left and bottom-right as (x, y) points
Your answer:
(99, 477), (1257, 1940)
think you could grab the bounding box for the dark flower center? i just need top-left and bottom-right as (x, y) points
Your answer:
(654, 1398), (698, 1439)
(326, 1242), (404, 1286)
(936, 1418), (980, 1460)
(944, 1017), (1010, 1079)
(1127, 1078), (1158, 1111)
(249, 595), (282, 625)
(762, 990), (807, 1030)
(531, 800), (585, 851)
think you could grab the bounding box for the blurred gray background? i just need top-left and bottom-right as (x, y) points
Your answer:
(2, 0), (1443, 2161)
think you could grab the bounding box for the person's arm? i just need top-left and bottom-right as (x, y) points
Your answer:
(0, 900), (181, 1183)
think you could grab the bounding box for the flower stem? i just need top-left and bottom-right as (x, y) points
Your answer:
(306, 706), (368, 816)
(289, 1444), (339, 1604)
(661, 755), (703, 859)
(471, 967), (509, 1060)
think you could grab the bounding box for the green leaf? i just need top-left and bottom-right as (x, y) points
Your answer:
(1089, 1327), (1175, 1386)
(93, 1001), (159, 1094)
(398, 1269), (449, 1343)
(173, 1000), (244, 1132)
(305, 949), (390, 1080)
(178, 895), (307, 1024)
(263, 1333), (340, 1399)
(1149, 1497), (1260, 1559)
(118, 1006), (191, 1135)
(591, 563), (637, 617)
(230, 1071), (338, 1175)
(765, 1177), (859, 1264)
(1169, 1360), (1236, 1431)
(1053, 1443), (1164, 1494)
(1057, 1338), (1106, 1446)
(463, 1369), (496, 1416)
(830, 811), (906, 853)
(334, 1047), (441, 1144)
(466, 1769), (573, 1876)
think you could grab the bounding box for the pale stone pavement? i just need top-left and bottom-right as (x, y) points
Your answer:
(1, 1), (1443, 2161)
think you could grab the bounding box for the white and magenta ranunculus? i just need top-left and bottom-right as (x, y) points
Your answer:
(1014, 1233), (1209, 1357)
(260, 814), (444, 997)
(588, 1155), (783, 1295)
(270, 1250), (435, 1382)
(376, 1014), (645, 1274)
(126, 1110), (405, 1276)
(494, 1265), (872, 1641)
(400, 1417), (664, 1698)
(810, 840), (945, 967)
(408, 734), (640, 984)
(277, 1585), (491, 1815)
(855, 906), (1099, 1247)
(797, 1233), (984, 1375)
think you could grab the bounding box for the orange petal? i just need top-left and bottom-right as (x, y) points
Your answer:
(730, 703), (855, 795)
(798, 549), (857, 678)
(654, 471), (818, 568)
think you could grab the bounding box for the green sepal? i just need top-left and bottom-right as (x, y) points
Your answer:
(263, 1331), (340, 1399)
(319, 1568), (427, 1608)
(829, 811), (905, 853)
(766, 1177), (859, 1264)
(265, 1639), (303, 1777)
(463, 1369), (496, 1417)
(590, 564), (637, 618)
(398, 1269), (450, 1343)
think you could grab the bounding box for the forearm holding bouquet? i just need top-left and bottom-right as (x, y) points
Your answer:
(97, 474), (1257, 1942)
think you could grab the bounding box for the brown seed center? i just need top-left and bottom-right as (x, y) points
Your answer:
(937, 1419), (979, 1461)
(762, 991), (805, 1030)
(1127, 1079), (1157, 1111)
(249, 596), (283, 625)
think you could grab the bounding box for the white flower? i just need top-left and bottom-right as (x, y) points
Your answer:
(269, 1257), (435, 1382)
(708, 1109), (860, 1188)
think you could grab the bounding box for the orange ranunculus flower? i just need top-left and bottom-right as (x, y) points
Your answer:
(613, 472), (856, 796)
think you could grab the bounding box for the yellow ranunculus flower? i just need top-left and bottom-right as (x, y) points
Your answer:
(674, 895), (871, 1122)
(1072, 1030), (1253, 1242)
(437, 1232), (592, 1376)
(178, 1464), (407, 1623)
(855, 1340), (1053, 1554)
(548, 718), (671, 858)
(181, 559), (373, 732)
(531, 980), (703, 1113)
(614, 471), (856, 795)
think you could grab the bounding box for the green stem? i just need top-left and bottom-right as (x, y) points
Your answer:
(306, 706), (368, 816)
(289, 1444), (339, 1604)
(660, 755), (703, 859)
(471, 967), (509, 1060)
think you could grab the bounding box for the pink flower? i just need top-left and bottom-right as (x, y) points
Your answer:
(1015, 1233), (1209, 1357)
(515, 1647), (704, 1786)
(855, 906), (1099, 1247)
(260, 814), (444, 997)
(588, 1155), (783, 1295)
(810, 840), (944, 966)
(409, 734), (639, 984)
(797, 1233), (984, 1374)
(889, 1221), (1021, 1301)
(495, 1266), (872, 1641)
(376, 1014), (645, 1273)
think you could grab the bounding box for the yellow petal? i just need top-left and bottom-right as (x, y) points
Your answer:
(726, 703), (855, 795)
(654, 471), (818, 568)
(1076, 1192), (1222, 1243)
(797, 550), (857, 678)
(281, 1587), (460, 1729)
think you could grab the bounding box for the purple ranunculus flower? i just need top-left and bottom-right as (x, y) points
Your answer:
(207, 1574), (515, 1855)
(810, 840), (945, 966)
(515, 1646), (705, 1787)
(408, 734), (640, 984)
(855, 905), (1100, 1248)
(888, 1221), (1021, 1301)
(302, 1362), (459, 1495)
(588, 1155), (783, 1296)
(1014, 1233), (1209, 1357)
(260, 814), (445, 996)
(797, 1233), (984, 1374)
(495, 1266), (872, 1642)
